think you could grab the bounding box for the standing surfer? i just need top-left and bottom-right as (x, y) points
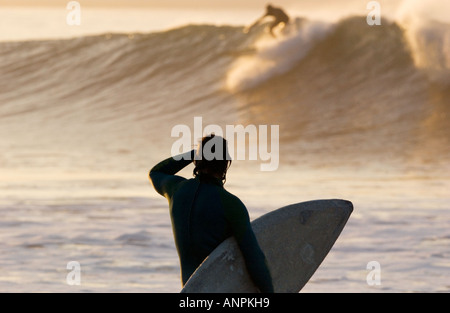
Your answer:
(245, 4), (290, 37)
(149, 134), (274, 292)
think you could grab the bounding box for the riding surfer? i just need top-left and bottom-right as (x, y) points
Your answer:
(245, 4), (290, 37)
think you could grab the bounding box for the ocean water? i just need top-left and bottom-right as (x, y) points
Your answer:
(1, 9), (449, 292)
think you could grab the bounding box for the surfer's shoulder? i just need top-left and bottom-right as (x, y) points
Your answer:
(218, 188), (247, 213)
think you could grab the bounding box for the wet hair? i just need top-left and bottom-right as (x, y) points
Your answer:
(193, 134), (231, 184)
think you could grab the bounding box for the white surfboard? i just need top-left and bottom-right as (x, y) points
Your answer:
(181, 199), (353, 293)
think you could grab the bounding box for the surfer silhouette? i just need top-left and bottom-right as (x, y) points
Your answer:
(245, 4), (290, 37)
(149, 134), (274, 292)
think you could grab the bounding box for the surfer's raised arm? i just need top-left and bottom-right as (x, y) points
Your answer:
(149, 149), (194, 199)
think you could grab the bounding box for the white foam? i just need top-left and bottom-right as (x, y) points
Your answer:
(396, 0), (450, 84)
(226, 18), (334, 92)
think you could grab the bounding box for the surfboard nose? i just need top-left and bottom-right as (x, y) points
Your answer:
(333, 199), (354, 215)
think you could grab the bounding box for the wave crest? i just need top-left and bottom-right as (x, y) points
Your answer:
(226, 18), (334, 92)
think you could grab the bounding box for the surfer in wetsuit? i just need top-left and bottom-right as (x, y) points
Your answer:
(246, 4), (290, 37)
(149, 134), (274, 293)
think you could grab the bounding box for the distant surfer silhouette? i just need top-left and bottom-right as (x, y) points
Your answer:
(149, 134), (274, 292)
(245, 4), (290, 37)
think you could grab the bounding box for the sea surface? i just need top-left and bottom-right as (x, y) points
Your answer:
(0, 10), (449, 292)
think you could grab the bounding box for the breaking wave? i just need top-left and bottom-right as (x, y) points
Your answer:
(0, 16), (448, 168)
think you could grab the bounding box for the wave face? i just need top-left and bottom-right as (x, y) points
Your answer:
(1, 16), (449, 170)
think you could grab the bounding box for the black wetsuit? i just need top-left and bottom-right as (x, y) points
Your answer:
(266, 6), (289, 25)
(149, 150), (273, 292)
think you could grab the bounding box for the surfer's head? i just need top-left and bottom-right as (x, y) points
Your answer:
(266, 4), (274, 11)
(193, 134), (231, 184)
